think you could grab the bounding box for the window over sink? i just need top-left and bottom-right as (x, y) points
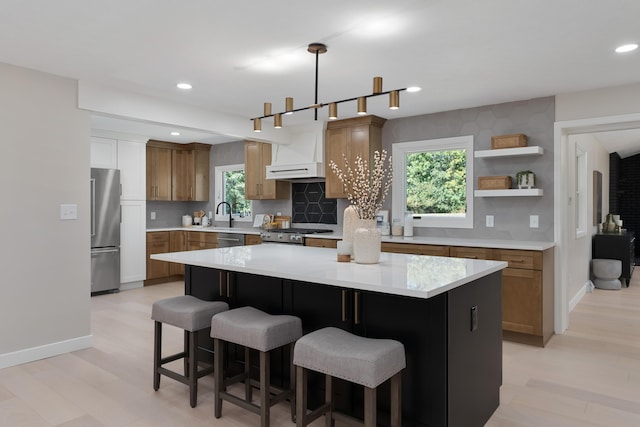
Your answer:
(392, 135), (474, 229)
(214, 164), (252, 222)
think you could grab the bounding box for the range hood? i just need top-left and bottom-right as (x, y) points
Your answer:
(265, 124), (325, 180)
(266, 162), (324, 180)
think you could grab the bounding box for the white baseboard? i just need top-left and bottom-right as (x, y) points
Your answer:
(0, 335), (92, 369)
(120, 280), (143, 291)
(569, 281), (592, 312)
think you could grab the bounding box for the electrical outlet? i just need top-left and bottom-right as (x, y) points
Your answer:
(486, 215), (494, 227)
(60, 204), (78, 220)
(530, 215), (539, 228)
(150, 211), (156, 220)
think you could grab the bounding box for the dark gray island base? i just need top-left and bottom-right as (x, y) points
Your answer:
(184, 265), (502, 427)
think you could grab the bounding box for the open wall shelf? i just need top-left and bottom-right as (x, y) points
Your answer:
(474, 146), (544, 158)
(474, 189), (544, 197)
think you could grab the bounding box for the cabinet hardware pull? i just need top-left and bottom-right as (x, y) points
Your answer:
(226, 272), (231, 298)
(219, 271), (223, 296)
(511, 259), (525, 263)
(354, 291), (360, 325)
(341, 290), (347, 322)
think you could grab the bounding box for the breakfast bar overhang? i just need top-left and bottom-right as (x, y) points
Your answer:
(152, 245), (507, 427)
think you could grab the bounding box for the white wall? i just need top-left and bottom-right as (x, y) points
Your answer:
(565, 134), (610, 305)
(0, 63), (91, 367)
(556, 83), (640, 121)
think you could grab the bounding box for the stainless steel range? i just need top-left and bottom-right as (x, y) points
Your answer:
(259, 228), (332, 245)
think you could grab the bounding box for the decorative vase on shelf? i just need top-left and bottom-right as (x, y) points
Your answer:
(352, 219), (382, 264)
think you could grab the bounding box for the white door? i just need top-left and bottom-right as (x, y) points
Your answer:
(117, 140), (146, 200)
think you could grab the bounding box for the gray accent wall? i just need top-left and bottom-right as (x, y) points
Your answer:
(382, 96), (555, 241)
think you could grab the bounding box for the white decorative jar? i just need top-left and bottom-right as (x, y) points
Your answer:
(352, 219), (382, 264)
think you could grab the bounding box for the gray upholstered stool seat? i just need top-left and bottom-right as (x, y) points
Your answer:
(151, 296), (229, 408)
(592, 259), (622, 290)
(294, 327), (406, 427)
(211, 306), (303, 427)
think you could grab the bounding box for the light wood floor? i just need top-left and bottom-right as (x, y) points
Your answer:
(1, 276), (639, 427)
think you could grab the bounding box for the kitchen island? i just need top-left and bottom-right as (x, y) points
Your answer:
(152, 245), (507, 427)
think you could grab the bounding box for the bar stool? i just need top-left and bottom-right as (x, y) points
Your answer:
(151, 295), (229, 407)
(294, 327), (406, 427)
(211, 306), (302, 427)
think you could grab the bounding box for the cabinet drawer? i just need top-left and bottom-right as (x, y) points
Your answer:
(493, 249), (541, 270)
(187, 231), (218, 244)
(449, 246), (491, 260)
(305, 237), (337, 248)
(382, 242), (449, 256)
(187, 241), (218, 251)
(245, 234), (262, 246)
(147, 231), (169, 243)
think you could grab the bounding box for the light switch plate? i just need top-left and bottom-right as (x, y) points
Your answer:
(150, 211), (156, 220)
(530, 215), (539, 228)
(60, 204), (78, 220)
(486, 215), (494, 227)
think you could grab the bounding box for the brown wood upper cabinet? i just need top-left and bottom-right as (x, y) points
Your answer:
(146, 144), (172, 200)
(172, 144), (210, 201)
(325, 115), (386, 199)
(244, 140), (289, 200)
(147, 140), (210, 201)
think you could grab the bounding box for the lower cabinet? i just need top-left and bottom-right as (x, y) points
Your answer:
(169, 231), (186, 276)
(382, 242), (450, 256)
(146, 232), (169, 281)
(187, 231), (218, 250)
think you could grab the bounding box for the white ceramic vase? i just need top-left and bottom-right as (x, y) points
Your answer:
(353, 219), (381, 264)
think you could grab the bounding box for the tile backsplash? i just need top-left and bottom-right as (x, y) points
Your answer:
(292, 182), (337, 224)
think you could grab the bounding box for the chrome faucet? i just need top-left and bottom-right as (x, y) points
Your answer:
(215, 201), (233, 228)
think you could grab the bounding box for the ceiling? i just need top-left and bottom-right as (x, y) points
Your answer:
(2, 1), (640, 152)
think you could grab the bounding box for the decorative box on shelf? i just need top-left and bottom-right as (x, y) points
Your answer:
(478, 175), (512, 190)
(491, 133), (527, 149)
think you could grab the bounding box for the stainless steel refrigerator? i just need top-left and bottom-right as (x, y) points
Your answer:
(90, 168), (121, 294)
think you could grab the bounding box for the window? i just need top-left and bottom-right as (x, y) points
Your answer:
(214, 164), (252, 222)
(392, 135), (474, 228)
(575, 145), (587, 238)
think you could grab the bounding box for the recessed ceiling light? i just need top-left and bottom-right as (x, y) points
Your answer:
(176, 83), (192, 90)
(406, 86), (422, 93)
(615, 44), (638, 53)
(171, 131), (180, 136)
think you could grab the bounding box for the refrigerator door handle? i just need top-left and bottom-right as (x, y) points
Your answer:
(90, 178), (96, 237)
(91, 247), (119, 254)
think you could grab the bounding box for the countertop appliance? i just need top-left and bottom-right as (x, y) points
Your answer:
(90, 168), (121, 294)
(259, 228), (332, 245)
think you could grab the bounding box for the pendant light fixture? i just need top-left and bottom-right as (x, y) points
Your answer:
(251, 43), (410, 131)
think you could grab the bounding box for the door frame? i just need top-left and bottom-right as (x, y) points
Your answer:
(554, 112), (640, 333)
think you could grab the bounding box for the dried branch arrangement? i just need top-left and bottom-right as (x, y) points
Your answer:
(329, 150), (393, 220)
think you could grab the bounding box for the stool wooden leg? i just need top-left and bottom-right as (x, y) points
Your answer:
(260, 351), (270, 427)
(183, 330), (189, 376)
(214, 338), (224, 418)
(296, 366), (306, 427)
(245, 346), (252, 402)
(390, 371), (402, 427)
(153, 321), (162, 391)
(364, 386), (377, 427)
(289, 343), (296, 423)
(188, 330), (198, 408)
(325, 374), (333, 427)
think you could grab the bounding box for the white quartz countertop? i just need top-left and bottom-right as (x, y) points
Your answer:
(151, 244), (507, 299)
(146, 228), (554, 251)
(146, 227), (260, 235)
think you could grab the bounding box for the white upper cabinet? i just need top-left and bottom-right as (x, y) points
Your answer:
(90, 137), (117, 169)
(117, 140), (146, 200)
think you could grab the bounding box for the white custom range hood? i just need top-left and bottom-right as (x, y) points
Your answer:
(266, 162), (324, 180)
(265, 124), (325, 180)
